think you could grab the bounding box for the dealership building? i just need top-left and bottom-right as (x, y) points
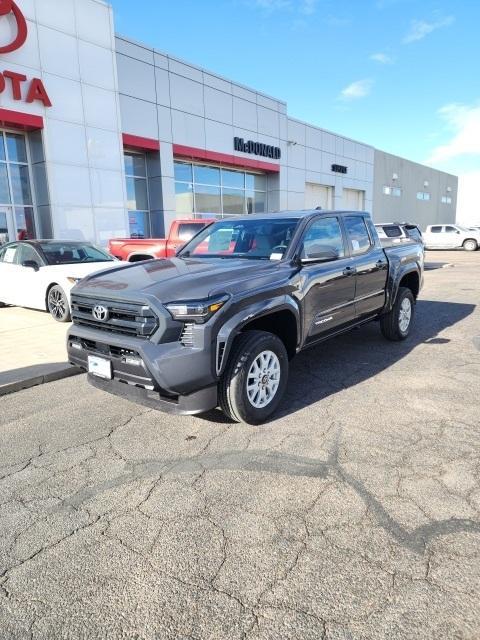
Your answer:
(0, 0), (458, 246)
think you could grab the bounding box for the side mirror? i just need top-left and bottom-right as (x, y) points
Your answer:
(301, 246), (340, 264)
(22, 260), (40, 272)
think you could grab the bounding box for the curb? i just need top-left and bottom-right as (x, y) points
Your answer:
(0, 365), (83, 397)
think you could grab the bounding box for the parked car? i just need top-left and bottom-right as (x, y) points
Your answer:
(108, 218), (215, 262)
(0, 241), (117, 322)
(423, 224), (480, 251)
(67, 210), (424, 425)
(375, 222), (424, 245)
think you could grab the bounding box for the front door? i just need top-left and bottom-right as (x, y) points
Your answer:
(343, 215), (388, 318)
(0, 208), (15, 245)
(300, 215), (357, 342)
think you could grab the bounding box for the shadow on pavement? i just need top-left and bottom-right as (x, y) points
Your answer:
(204, 299), (474, 424)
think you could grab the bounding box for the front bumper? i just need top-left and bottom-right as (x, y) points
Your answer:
(67, 326), (218, 415)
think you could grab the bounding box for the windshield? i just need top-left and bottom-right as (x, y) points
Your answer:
(40, 243), (114, 265)
(178, 218), (300, 260)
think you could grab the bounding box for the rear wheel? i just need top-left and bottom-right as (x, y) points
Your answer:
(463, 239), (478, 252)
(218, 330), (289, 425)
(380, 287), (415, 341)
(47, 285), (71, 322)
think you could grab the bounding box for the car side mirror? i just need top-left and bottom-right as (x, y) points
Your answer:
(22, 260), (40, 271)
(301, 247), (340, 264)
(456, 230), (461, 234)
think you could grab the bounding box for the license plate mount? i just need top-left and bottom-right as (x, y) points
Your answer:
(88, 355), (112, 380)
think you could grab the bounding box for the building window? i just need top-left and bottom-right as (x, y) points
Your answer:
(382, 186), (391, 195)
(392, 187), (402, 197)
(416, 191), (431, 201)
(174, 162), (267, 217)
(0, 131), (36, 243)
(124, 152), (151, 238)
(441, 196), (452, 204)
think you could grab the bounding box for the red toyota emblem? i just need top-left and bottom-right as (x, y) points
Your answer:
(0, 0), (28, 54)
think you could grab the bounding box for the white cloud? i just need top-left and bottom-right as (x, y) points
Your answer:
(403, 15), (454, 44)
(370, 52), (394, 64)
(427, 102), (480, 165)
(339, 79), (373, 101)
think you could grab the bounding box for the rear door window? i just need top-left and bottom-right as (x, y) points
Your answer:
(430, 226), (442, 233)
(344, 217), (373, 255)
(382, 225), (402, 238)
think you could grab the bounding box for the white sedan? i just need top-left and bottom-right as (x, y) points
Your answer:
(0, 240), (119, 322)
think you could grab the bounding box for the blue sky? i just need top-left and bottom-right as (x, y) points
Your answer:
(110, 0), (480, 180)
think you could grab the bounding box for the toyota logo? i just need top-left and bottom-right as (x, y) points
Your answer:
(92, 305), (109, 322)
(0, 1), (28, 54)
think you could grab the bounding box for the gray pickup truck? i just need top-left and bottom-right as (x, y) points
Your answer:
(67, 210), (424, 424)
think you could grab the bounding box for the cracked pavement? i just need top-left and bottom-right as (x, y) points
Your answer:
(1, 250), (480, 639)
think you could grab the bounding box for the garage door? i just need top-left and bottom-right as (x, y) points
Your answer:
(344, 188), (365, 211)
(305, 183), (333, 210)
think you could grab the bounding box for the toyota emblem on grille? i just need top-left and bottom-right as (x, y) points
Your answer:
(92, 305), (109, 322)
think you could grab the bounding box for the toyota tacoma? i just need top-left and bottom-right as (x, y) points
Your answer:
(67, 210), (424, 424)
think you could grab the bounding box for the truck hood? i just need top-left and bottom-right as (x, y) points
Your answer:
(72, 257), (295, 302)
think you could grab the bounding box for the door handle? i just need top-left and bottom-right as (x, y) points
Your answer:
(343, 266), (356, 276)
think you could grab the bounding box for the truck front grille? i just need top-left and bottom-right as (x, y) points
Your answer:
(71, 295), (159, 339)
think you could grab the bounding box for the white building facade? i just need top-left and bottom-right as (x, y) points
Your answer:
(0, 0), (456, 246)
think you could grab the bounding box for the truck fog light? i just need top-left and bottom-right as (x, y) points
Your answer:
(70, 341), (82, 351)
(124, 356), (142, 367)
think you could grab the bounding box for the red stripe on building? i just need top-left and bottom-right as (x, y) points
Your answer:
(122, 133), (160, 152)
(0, 108), (43, 131)
(173, 144), (280, 173)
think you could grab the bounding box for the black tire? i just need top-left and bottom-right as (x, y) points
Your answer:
(380, 287), (415, 341)
(463, 239), (478, 252)
(218, 330), (289, 425)
(47, 285), (71, 322)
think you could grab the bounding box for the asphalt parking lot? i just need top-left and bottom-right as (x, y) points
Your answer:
(1, 251), (480, 639)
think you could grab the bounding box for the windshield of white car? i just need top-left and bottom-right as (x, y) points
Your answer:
(178, 218), (300, 260)
(39, 243), (114, 265)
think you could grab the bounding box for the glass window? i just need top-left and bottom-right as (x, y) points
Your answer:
(127, 211), (149, 239)
(6, 133), (27, 163)
(124, 153), (146, 178)
(382, 225), (403, 238)
(126, 177), (148, 212)
(124, 152), (150, 238)
(445, 226), (457, 233)
(40, 242), (113, 265)
(0, 164), (11, 204)
(392, 188), (402, 197)
(344, 216), (372, 255)
(10, 165), (32, 205)
(174, 162), (193, 182)
(174, 161), (267, 217)
(15, 208), (36, 240)
(177, 222), (209, 242)
(1, 243), (18, 263)
(0, 136), (5, 162)
(430, 226), (442, 233)
(223, 188), (245, 215)
(175, 182), (194, 215)
(194, 165), (220, 186)
(195, 185), (222, 214)
(382, 186), (391, 195)
(222, 169), (245, 189)
(302, 217), (345, 259)
(246, 173), (267, 191)
(180, 218), (299, 260)
(17, 243), (41, 265)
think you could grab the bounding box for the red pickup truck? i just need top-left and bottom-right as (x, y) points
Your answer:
(108, 219), (214, 262)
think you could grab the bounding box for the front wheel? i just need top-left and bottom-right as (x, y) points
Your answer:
(218, 330), (289, 425)
(47, 285), (71, 322)
(380, 287), (415, 341)
(463, 239), (478, 252)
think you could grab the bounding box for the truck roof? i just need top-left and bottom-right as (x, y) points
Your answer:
(222, 210), (370, 222)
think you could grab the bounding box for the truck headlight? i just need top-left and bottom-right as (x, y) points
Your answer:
(165, 295), (229, 323)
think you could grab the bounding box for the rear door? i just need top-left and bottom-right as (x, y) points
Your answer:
(300, 215), (357, 341)
(343, 215), (388, 318)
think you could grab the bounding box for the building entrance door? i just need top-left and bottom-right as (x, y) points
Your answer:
(344, 188), (365, 211)
(0, 208), (15, 245)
